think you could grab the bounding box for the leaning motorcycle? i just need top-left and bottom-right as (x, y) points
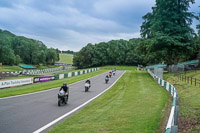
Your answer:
(58, 89), (68, 106)
(105, 77), (109, 84)
(113, 71), (115, 76)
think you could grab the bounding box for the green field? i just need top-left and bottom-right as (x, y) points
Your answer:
(0, 65), (61, 73)
(164, 71), (200, 132)
(48, 67), (169, 133)
(184, 70), (200, 79)
(0, 65), (23, 72)
(36, 65), (60, 70)
(59, 53), (73, 64)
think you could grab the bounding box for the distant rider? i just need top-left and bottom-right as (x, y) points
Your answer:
(85, 78), (91, 87)
(109, 71), (112, 78)
(105, 75), (109, 83)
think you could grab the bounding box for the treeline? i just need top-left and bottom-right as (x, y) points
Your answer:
(74, 0), (200, 68)
(0, 29), (59, 65)
(61, 50), (75, 54)
(73, 39), (143, 68)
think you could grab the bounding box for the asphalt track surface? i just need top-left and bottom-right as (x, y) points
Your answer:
(0, 70), (124, 133)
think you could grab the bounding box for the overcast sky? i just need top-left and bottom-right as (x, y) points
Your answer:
(0, 0), (199, 51)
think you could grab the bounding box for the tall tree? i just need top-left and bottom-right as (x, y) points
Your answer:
(140, 0), (198, 66)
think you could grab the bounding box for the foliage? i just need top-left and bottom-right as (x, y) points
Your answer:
(73, 39), (142, 68)
(61, 50), (75, 54)
(140, 0), (198, 65)
(0, 29), (59, 65)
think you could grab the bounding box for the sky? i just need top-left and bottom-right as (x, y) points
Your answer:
(0, 0), (199, 51)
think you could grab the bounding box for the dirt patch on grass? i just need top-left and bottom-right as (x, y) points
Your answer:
(178, 117), (198, 132)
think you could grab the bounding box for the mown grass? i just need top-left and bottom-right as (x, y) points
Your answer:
(0, 75), (33, 81)
(0, 65), (23, 72)
(0, 65), (61, 73)
(48, 69), (169, 133)
(36, 65), (60, 70)
(59, 53), (73, 64)
(184, 70), (200, 79)
(164, 72), (200, 132)
(101, 65), (136, 70)
(0, 69), (107, 98)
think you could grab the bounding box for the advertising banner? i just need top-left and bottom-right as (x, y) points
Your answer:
(34, 76), (55, 83)
(0, 78), (33, 89)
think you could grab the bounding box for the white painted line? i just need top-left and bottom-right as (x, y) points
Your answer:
(33, 71), (126, 133)
(0, 71), (109, 100)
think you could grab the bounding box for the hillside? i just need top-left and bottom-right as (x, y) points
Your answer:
(59, 53), (73, 64)
(0, 29), (59, 65)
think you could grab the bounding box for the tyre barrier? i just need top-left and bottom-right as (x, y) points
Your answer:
(148, 69), (178, 133)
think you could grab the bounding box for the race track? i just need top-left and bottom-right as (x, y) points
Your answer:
(0, 70), (124, 133)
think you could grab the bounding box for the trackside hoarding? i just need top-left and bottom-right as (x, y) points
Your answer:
(34, 76), (55, 83)
(0, 78), (33, 89)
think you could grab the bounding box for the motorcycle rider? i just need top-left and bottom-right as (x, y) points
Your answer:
(109, 71), (112, 78)
(105, 75), (109, 83)
(60, 82), (69, 96)
(85, 78), (91, 87)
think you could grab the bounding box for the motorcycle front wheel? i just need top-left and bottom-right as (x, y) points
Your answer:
(58, 98), (62, 106)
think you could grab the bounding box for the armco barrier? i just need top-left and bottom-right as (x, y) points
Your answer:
(55, 68), (100, 80)
(147, 69), (178, 133)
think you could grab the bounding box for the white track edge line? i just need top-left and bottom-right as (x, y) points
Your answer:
(33, 71), (126, 133)
(0, 71), (110, 100)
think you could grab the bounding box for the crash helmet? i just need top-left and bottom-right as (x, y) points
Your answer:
(63, 82), (67, 86)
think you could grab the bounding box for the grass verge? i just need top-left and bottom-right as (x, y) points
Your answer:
(48, 70), (169, 133)
(164, 72), (200, 132)
(0, 69), (107, 98)
(0, 65), (23, 72)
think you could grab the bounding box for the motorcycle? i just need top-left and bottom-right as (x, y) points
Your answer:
(109, 73), (112, 78)
(105, 77), (109, 84)
(85, 83), (90, 92)
(113, 71), (115, 76)
(58, 89), (68, 106)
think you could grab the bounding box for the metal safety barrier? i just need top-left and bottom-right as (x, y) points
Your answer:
(148, 69), (178, 133)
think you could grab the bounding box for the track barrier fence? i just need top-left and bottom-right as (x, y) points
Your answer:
(148, 69), (178, 133)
